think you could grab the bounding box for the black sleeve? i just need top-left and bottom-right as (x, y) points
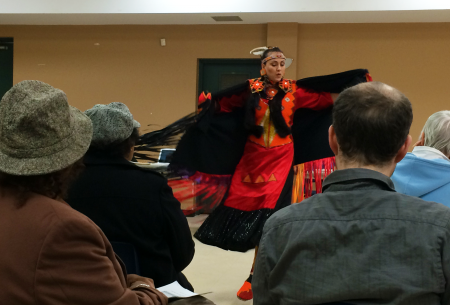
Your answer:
(160, 182), (195, 272)
(169, 82), (250, 176)
(296, 68), (370, 93)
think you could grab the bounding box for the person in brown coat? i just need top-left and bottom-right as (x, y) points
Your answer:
(0, 80), (168, 305)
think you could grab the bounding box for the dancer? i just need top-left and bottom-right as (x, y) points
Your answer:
(193, 47), (339, 252)
(138, 46), (371, 300)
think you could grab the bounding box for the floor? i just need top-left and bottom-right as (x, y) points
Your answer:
(183, 215), (255, 305)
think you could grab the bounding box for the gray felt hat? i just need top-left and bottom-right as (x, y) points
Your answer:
(0, 80), (93, 176)
(84, 102), (140, 148)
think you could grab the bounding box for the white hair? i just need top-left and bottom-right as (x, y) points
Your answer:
(420, 110), (450, 156)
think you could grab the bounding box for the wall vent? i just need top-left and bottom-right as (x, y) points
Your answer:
(211, 16), (243, 22)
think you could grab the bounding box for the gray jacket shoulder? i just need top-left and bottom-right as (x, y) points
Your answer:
(264, 192), (450, 232)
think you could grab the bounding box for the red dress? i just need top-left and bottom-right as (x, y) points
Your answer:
(138, 69), (370, 252)
(194, 78), (333, 251)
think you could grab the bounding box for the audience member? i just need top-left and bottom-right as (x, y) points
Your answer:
(0, 81), (167, 304)
(392, 110), (450, 206)
(253, 82), (450, 304)
(67, 102), (195, 290)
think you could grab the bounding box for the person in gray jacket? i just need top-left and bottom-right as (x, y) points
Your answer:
(253, 82), (450, 305)
(392, 110), (450, 207)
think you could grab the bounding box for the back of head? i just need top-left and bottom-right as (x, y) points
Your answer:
(422, 111), (450, 157)
(85, 102), (140, 158)
(333, 81), (413, 166)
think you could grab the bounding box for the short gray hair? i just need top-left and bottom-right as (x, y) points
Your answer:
(421, 111), (450, 156)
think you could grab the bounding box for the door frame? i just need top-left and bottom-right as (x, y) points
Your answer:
(0, 37), (14, 99)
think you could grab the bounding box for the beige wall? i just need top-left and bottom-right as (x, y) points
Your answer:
(0, 25), (266, 134)
(267, 23), (298, 79)
(1, 23), (450, 142)
(297, 23), (450, 143)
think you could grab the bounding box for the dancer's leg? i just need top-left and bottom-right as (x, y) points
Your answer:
(237, 246), (259, 301)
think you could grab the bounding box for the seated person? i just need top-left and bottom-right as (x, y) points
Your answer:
(253, 82), (450, 304)
(0, 81), (167, 304)
(67, 102), (195, 291)
(392, 110), (450, 206)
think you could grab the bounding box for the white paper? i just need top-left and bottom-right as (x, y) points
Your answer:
(157, 281), (198, 299)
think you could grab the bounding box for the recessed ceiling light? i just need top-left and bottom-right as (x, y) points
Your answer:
(212, 16), (243, 22)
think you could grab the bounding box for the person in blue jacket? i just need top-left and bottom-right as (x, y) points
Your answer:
(392, 110), (450, 206)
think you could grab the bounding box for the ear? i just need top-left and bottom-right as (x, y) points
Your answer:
(261, 62), (265, 69)
(394, 134), (412, 163)
(419, 131), (425, 146)
(328, 125), (339, 155)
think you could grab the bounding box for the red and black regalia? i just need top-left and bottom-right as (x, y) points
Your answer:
(145, 69), (372, 252)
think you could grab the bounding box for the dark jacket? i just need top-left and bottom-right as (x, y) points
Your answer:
(67, 152), (195, 288)
(0, 193), (166, 305)
(254, 168), (450, 305)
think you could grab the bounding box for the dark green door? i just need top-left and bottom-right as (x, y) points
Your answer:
(0, 38), (13, 99)
(198, 59), (260, 95)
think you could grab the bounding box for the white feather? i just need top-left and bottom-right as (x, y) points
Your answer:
(250, 46), (268, 56)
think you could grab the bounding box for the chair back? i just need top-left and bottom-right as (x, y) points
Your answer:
(110, 241), (140, 274)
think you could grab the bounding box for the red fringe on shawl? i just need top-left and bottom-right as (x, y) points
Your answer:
(292, 156), (336, 203)
(168, 172), (231, 215)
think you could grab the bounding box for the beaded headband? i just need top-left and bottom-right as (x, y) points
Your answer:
(250, 46), (293, 68)
(262, 52), (286, 65)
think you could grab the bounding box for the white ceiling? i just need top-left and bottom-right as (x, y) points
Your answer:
(2, 0), (450, 25)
